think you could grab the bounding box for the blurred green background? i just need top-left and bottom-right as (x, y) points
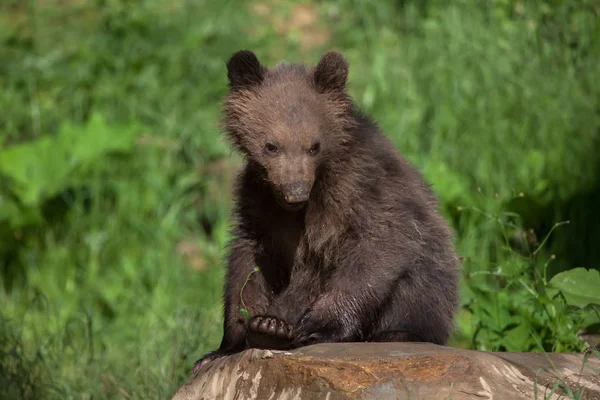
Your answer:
(1, 0), (599, 398)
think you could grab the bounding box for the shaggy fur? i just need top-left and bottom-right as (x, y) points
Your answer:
(193, 50), (460, 372)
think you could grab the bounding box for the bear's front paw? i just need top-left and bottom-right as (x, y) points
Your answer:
(246, 315), (294, 350)
(293, 330), (324, 347)
(293, 308), (354, 347)
(293, 310), (330, 347)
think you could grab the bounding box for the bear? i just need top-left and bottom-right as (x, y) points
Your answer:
(192, 50), (460, 372)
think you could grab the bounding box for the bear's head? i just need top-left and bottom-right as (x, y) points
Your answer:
(223, 50), (355, 212)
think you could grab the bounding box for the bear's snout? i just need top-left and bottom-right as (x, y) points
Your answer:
(281, 181), (311, 204)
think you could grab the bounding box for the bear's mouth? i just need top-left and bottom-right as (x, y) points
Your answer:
(275, 195), (308, 212)
(283, 201), (307, 212)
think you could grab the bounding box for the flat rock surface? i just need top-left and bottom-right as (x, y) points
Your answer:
(172, 343), (600, 400)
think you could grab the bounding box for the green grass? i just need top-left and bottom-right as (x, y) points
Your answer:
(1, 0), (599, 399)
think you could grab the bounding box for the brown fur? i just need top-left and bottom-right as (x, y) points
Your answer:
(193, 50), (460, 372)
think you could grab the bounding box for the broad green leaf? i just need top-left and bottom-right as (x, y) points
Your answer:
(547, 268), (600, 308)
(503, 322), (535, 352)
(0, 113), (139, 206)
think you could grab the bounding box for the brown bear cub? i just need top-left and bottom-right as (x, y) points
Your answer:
(193, 50), (460, 372)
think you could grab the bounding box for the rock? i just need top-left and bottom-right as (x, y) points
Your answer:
(172, 343), (600, 400)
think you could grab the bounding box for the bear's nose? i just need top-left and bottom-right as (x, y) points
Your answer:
(283, 182), (310, 204)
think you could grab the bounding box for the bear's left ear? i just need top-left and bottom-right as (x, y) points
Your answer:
(227, 50), (265, 89)
(312, 51), (349, 93)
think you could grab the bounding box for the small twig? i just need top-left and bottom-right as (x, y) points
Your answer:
(532, 220), (570, 258)
(239, 266), (260, 320)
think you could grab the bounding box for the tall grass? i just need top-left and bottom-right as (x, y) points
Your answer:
(1, 0), (599, 398)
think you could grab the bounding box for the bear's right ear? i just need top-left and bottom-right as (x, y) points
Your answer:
(226, 50), (265, 89)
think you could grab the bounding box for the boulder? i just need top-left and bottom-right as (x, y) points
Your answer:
(172, 343), (600, 400)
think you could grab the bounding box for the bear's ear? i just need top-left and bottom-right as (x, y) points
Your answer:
(312, 51), (349, 92)
(227, 50), (265, 89)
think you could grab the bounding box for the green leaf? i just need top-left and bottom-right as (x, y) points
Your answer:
(0, 113), (139, 207)
(503, 321), (535, 352)
(239, 309), (252, 320)
(547, 268), (600, 308)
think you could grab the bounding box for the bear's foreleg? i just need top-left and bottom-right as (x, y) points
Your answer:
(192, 237), (269, 372)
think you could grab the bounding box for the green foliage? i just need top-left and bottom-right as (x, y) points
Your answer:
(0, 0), (249, 398)
(1, 0), (599, 398)
(0, 114), (137, 228)
(456, 194), (600, 353)
(547, 268), (600, 309)
(335, 0), (600, 203)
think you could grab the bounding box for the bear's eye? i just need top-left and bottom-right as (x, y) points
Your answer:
(308, 141), (321, 156)
(264, 142), (279, 155)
